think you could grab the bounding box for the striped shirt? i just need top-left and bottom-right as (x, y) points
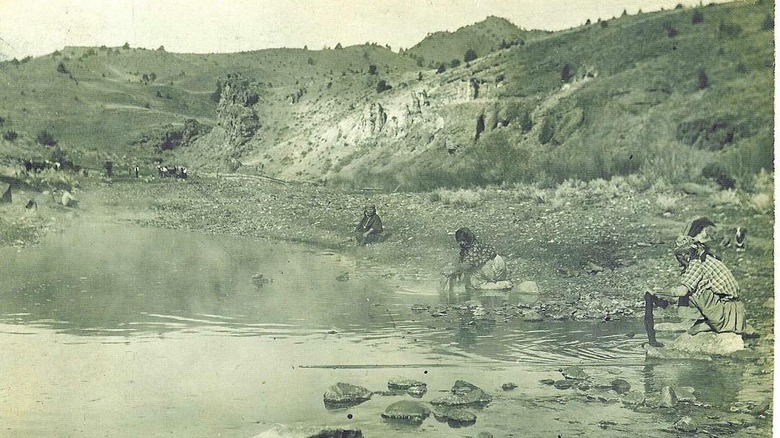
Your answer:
(680, 256), (739, 299)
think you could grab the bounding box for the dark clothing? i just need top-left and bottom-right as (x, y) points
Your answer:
(355, 213), (383, 245)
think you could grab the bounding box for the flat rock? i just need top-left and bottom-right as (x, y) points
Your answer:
(381, 400), (431, 423)
(252, 424), (363, 438)
(670, 332), (745, 355)
(432, 406), (477, 426)
(323, 382), (372, 408)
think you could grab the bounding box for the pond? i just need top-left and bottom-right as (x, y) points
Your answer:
(0, 221), (767, 437)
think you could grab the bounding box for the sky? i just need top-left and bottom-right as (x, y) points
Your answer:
(0, 0), (737, 58)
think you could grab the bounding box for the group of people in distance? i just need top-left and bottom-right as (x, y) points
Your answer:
(355, 205), (750, 343)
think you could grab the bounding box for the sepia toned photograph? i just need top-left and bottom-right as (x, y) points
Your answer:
(0, 0), (774, 436)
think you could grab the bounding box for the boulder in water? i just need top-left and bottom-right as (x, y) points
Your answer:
(387, 377), (427, 398)
(381, 400), (430, 424)
(560, 366), (589, 380)
(673, 416), (698, 433)
(252, 424), (363, 438)
(659, 386), (678, 408)
(670, 332), (744, 355)
(431, 381), (492, 407)
(432, 406), (477, 427)
(323, 383), (372, 408)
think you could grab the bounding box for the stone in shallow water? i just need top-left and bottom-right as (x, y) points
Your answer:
(611, 378), (631, 394)
(431, 381), (492, 406)
(674, 416), (698, 432)
(252, 424), (363, 438)
(659, 386), (678, 408)
(621, 391), (645, 406)
(323, 382), (372, 408)
(387, 377), (427, 398)
(560, 366), (589, 380)
(381, 400), (431, 423)
(432, 406), (477, 427)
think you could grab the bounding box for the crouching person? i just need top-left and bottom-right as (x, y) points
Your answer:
(650, 235), (746, 336)
(355, 204), (383, 245)
(451, 228), (513, 291)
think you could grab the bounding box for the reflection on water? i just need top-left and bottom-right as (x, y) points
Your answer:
(0, 221), (764, 437)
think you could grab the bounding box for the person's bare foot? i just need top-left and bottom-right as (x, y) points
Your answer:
(687, 321), (713, 335)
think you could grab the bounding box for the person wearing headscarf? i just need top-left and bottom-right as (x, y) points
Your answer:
(355, 204), (383, 245)
(649, 232), (747, 335)
(449, 227), (513, 290)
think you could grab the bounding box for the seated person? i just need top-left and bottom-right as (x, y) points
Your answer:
(649, 234), (747, 336)
(449, 228), (513, 290)
(355, 204), (383, 245)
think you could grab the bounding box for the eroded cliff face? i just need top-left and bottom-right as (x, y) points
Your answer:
(216, 73), (261, 147)
(232, 66), (500, 185)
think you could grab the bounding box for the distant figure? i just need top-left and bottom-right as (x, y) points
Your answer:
(104, 160), (113, 178)
(686, 216), (747, 255)
(355, 204), (383, 245)
(134, 165), (140, 178)
(449, 228), (512, 291)
(734, 227), (747, 251)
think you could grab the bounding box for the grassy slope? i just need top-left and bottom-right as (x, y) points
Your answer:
(0, 2), (773, 190)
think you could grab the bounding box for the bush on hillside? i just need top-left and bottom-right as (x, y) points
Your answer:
(697, 68), (709, 90)
(3, 130), (18, 141)
(702, 162), (736, 189)
(451, 59), (461, 68)
(762, 14), (774, 30)
(718, 21), (743, 38)
(36, 130), (57, 147)
(539, 117), (555, 144)
(561, 63), (574, 83)
(436, 64), (447, 74)
(663, 22), (679, 38)
(464, 49), (478, 63)
(56, 62), (69, 74)
(376, 80), (392, 93)
(692, 10), (704, 24)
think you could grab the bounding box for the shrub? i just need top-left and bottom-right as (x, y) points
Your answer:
(3, 130), (18, 141)
(56, 62), (69, 74)
(701, 162), (735, 189)
(36, 130), (57, 146)
(434, 188), (483, 208)
(376, 79), (392, 93)
(656, 194), (679, 213)
(750, 193), (773, 214)
(368, 64), (377, 75)
(561, 63), (574, 82)
(211, 81), (222, 102)
(450, 59), (461, 68)
(464, 49), (478, 63)
(692, 9), (704, 24)
(718, 21), (743, 38)
(713, 189), (741, 207)
(663, 23), (679, 37)
(539, 117), (555, 144)
(762, 14), (774, 31)
(436, 64), (446, 74)
(697, 68), (709, 90)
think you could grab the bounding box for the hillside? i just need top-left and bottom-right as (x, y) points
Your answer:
(0, 1), (774, 191)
